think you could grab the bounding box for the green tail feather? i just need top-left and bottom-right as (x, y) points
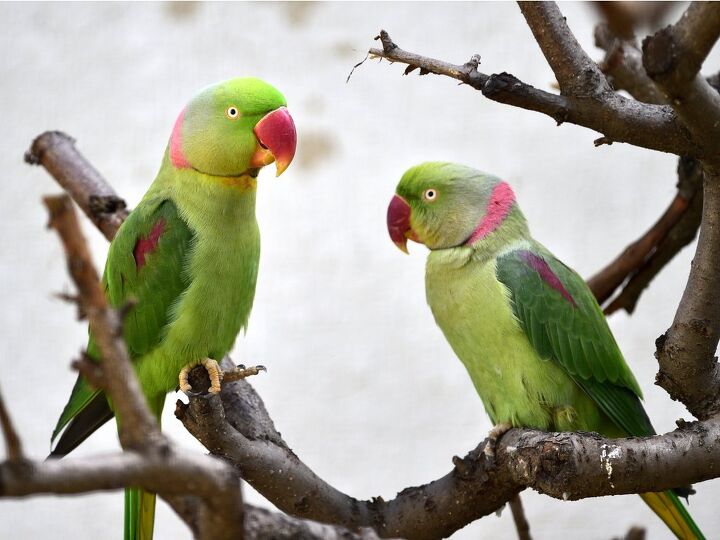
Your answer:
(125, 488), (157, 540)
(640, 490), (705, 540)
(123, 395), (164, 540)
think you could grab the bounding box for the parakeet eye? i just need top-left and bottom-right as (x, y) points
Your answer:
(423, 188), (438, 201)
(225, 106), (240, 120)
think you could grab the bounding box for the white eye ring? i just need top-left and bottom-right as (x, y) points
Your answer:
(423, 188), (438, 201)
(225, 106), (240, 120)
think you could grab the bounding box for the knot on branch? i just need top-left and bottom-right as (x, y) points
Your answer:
(642, 26), (678, 81)
(483, 72), (521, 96)
(89, 195), (127, 215)
(500, 432), (579, 498)
(451, 448), (489, 482)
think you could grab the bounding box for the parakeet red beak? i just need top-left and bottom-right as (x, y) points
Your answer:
(251, 107), (297, 176)
(387, 194), (416, 254)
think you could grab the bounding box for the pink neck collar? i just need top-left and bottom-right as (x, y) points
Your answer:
(169, 108), (191, 169)
(465, 181), (515, 245)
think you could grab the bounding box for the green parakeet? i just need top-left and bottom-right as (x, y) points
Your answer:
(49, 77), (297, 540)
(387, 162), (704, 540)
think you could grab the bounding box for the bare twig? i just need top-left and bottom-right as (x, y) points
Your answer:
(0, 387), (23, 461)
(602, 157), (703, 315)
(368, 30), (698, 156)
(587, 192), (690, 306)
(508, 494), (531, 540)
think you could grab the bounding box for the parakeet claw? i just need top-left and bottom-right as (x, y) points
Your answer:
(483, 423), (512, 462)
(179, 358), (224, 395)
(178, 360), (267, 395)
(223, 364), (267, 383)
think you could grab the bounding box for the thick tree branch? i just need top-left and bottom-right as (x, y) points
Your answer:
(629, 2), (720, 419)
(655, 171), (720, 419)
(0, 452), (379, 540)
(177, 364), (720, 540)
(368, 30), (697, 156)
(667, 2), (720, 83)
(588, 25), (703, 314)
(642, 4), (720, 161)
(519, 1), (612, 96)
(594, 23), (667, 104)
(28, 132), (127, 241)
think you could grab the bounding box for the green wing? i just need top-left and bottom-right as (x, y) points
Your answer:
(495, 245), (655, 437)
(51, 197), (194, 447)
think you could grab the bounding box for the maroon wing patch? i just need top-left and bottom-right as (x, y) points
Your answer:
(519, 250), (577, 307)
(133, 219), (166, 269)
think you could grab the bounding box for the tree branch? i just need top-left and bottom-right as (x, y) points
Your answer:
(368, 30), (698, 156)
(594, 23), (667, 104)
(588, 24), (704, 315)
(41, 194), (249, 540)
(29, 10), (720, 527)
(630, 2), (720, 419)
(586, 156), (703, 314)
(643, 4), (720, 161)
(0, 387), (23, 462)
(508, 494), (531, 540)
(599, 157), (703, 315)
(518, 1), (612, 96)
(43, 194), (160, 451)
(28, 132), (128, 241)
(587, 190), (692, 308)
(0, 451), (381, 540)
(177, 363), (720, 540)
(655, 169), (720, 419)
(665, 2), (720, 83)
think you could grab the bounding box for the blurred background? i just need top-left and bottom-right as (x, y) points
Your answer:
(1, 2), (717, 538)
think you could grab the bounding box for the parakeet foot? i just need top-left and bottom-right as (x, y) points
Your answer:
(179, 358), (224, 395)
(222, 364), (267, 383)
(178, 360), (266, 395)
(483, 423), (512, 462)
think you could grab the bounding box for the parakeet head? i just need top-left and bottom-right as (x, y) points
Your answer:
(169, 77), (296, 177)
(387, 162), (521, 252)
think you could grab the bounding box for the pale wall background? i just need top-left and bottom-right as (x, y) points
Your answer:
(1, 2), (717, 539)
